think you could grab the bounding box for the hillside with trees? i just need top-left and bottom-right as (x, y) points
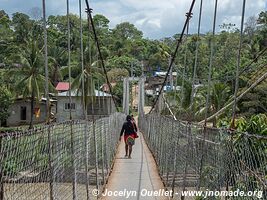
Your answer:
(0, 9), (266, 133)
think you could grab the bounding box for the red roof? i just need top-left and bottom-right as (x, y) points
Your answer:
(56, 82), (70, 91)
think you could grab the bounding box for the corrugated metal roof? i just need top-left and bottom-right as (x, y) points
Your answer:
(56, 82), (70, 91)
(154, 72), (177, 76)
(58, 89), (111, 97)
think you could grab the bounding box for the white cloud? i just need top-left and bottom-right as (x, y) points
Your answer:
(1, 0), (266, 38)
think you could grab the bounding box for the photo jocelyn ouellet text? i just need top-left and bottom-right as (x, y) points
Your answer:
(96, 188), (263, 199)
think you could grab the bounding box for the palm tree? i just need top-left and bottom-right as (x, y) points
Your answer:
(9, 39), (54, 129)
(61, 60), (104, 114)
(168, 76), (204, 121)
(48, 46), (65, 86)
(197, 82), (231, 126)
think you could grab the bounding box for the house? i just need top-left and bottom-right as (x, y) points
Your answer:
(56, 82), (70, 92)
(100, 83), (117, 93)
(6, 98), (55, 127)
(56, 89), (116, 122)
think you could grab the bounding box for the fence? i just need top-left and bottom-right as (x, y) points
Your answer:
(0, 112), (125, 200)
(139, 114), (267, 199)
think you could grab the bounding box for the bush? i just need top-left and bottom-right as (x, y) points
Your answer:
(0, 85), (13, 124)
(217, 114), (267, 135)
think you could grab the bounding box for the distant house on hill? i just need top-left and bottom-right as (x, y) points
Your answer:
(100, 83), (116, 93)
(56, 89), (116, 122)
(56, 82), (70, 92)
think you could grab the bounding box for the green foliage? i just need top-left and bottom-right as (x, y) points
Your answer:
(0, 85), (13, 123)
(217, 114), (267, 135)
(112, 22), (143, 40)
(246, 114), (267, 135)
(0, 9), (266, 121)
(3, 159), (18, 175)
(113, 81), (123, 106)
(107, 68), (129, 82)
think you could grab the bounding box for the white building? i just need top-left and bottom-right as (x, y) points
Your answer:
(56, 90), (116, 122)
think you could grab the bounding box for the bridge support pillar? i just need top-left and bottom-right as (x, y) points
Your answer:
(138, 77), (145, 117)
(123, 78), (130, 115)
(123, 77), (145, 116)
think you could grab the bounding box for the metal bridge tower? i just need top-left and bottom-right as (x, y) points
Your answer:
(123, 77), (145, 116)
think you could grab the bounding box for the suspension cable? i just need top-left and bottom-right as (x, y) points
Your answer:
(199, 66), (267, 124)
(189, 0), (203, 112)
(179, 15), (191, 119)
(196, 46), (267, 84)
(149, 0), (196, 114)
(231, 0), (246, 128)
(79, 0), (87, 120)
(67, 0), (72, 121)
(84, 0), (119, 112)
(203, 0), (218, 126)
(219, 46), (267, 82)
(42, 0), (50, 123)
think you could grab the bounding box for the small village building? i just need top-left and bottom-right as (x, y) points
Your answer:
(6, 98), (54, 127)
(56, 90), (116, 122)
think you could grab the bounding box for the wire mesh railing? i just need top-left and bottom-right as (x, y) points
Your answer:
(139, 114), (267, 199)
(0, 112), (125, 200)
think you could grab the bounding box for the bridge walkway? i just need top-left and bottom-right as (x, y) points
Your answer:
(101, 132), (168, 200)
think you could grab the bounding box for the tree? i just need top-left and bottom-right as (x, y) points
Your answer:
(112, 22), (143, 40)
(62, 61), (99, 116)
(257, 11), (267, 49)
(106, 55), (138, 73)
(48, 46), (66, 86)
(0, 10), (15, 64)
(112, 81), (123, 106)
(12, 12), (33, 44)
(9, 40), (54, 129)
(107, 68), (129, 82)
(238, 74), (267, 117)
(0, 85), (13, 125)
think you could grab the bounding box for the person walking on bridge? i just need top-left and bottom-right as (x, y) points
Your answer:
(120, 115), (137, 159)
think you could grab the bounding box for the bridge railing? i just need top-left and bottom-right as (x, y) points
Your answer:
(139, 114), (267, 199)
(0, 112), (125, 200)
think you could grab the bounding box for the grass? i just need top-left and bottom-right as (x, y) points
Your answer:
(0, 123), (46, 132)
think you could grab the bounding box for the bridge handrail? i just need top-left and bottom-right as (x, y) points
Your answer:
(0, 112), (125, 199)
(139, 113), (267, 196)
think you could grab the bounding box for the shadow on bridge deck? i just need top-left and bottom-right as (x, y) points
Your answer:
(101, 132), (168, 200)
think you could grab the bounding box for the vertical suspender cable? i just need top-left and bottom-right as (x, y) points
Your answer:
(79, 0), (86, 120)
(98, 80), (100, 115)
(179, 13), (192, 118)
(149, 0), (196, 114)
(85, 0), (119, 112)
(231, 0), (246, 128)
(180, 56), (186, 114)
(189, 0), (203, 114)
(42, 1), (54, 200)
(203, 0), (218, 126)
(173, 64), (177, 104)
(66, 2), (76, 200)
(42, 0), (50, 122)
(67, 0), (72, 120)
(85, 8), (94, 117)
(198, 0), (218, 190)
(78, 1), (90, 199)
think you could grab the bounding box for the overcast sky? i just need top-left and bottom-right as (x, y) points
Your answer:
(1, 0), (266, 39)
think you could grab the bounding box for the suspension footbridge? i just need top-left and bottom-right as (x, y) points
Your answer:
(0, 0), (267, 199)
